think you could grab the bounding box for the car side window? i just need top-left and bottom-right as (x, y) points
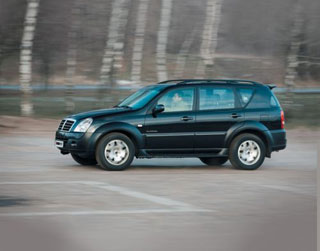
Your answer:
(157, 88), (194, 112)
(199, 87), (235, 110)
(270, 94), (280, 107)
(238, 88), (254, 106)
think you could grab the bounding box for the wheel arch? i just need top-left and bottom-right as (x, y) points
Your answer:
(224, 121), (273, 156)
(90, 122), (144, 156)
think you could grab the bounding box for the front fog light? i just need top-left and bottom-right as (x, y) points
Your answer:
(74, 118), (93, 132)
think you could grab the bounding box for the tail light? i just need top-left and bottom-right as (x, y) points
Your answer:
(281, 110), (285, 129)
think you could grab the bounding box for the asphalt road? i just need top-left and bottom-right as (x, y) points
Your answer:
(0, 117), (318, 251)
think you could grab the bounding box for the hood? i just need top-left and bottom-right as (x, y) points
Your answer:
(68, 107), (131, 120)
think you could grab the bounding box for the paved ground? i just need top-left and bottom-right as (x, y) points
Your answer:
(0, 116), (318, 251)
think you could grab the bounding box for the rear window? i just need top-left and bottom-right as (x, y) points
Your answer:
(237, 88), (254, 106)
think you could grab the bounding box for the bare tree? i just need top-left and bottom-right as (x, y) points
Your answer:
(156, 0), (172, 82)
(174, 29), (196, 78)
(284, 2), (304, 90)
(20, 0), (40, 116)
(112, 2), (130, 76)
(65, 0), (83, 113)
(196, 0), (222, 78)
(131, 0), (149, 83)
(0, 48), (3, 85)
(100, 0), (130, 86)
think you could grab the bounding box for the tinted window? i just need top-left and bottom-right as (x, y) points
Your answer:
(157, 88), (194, 112)
(199, 87), (235, 110)
(238, 88), (254, 106)
(118, 86), (164, 109)
(246, 88), (270, 109)
(270, 94), (280, 107)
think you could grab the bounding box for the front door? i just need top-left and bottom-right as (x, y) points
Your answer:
(144, 87), (195, 153)
(194, 85), (243, 151)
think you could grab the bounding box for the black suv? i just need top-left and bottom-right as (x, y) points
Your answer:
(55, 79), (286, 171)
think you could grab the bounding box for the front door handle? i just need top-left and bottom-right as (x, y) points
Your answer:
(180, 116), (194, 121)
(231, 113), (242, 118)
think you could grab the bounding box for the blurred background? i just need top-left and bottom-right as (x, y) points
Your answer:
(0, 0), (320, 126)
(0, 2), (318, 250)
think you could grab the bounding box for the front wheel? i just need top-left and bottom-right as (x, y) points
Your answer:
(199, 157), (228, 166)
(95, 133), (135, 171)
(229, 133), (266, 170)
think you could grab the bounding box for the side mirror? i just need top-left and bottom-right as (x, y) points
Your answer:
(152, 104), (165, 116)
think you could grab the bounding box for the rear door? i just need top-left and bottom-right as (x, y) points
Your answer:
(194, 85), (243, 151)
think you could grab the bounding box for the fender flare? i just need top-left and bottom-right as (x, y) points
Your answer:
(224, 121), (273, 154)
(89, 122), (144, 151)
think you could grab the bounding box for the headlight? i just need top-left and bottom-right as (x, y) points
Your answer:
(74, 118), (93, 132)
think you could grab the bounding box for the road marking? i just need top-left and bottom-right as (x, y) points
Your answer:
(0, 208), (211, 217)
(90, 183), (192, 208)
(0, 168), (72, 173)
(0, 181), (88, 185)
(0, 180), (212, 216)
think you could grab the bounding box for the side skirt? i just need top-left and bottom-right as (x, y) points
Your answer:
(136, 148), (228, 158)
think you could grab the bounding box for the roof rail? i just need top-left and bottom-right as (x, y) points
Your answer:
(157, 79), (257, 85)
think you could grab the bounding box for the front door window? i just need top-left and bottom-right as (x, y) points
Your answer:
(157, 88), (194, 112)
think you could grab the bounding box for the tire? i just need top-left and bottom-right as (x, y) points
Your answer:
(199, 157), (228, 166)
(95, 133), (135, 171)
(71, 153), (97, 165)
(229, 133), (266, 170)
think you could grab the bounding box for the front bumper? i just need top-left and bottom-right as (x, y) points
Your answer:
(55, 130), (93, 154)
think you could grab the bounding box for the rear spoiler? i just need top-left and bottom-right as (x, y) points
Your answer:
(267, 84), (277, 90)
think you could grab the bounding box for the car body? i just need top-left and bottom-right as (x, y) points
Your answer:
(55, 79), (286, 170)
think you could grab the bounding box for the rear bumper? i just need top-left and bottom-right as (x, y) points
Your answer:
(270, 129), (286, 151)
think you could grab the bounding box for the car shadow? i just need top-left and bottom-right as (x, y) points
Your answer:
(0, 196), (30, 207)
(67, 159), (237, 171)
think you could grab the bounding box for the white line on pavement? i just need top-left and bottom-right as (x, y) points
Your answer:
(0, 180), (212, 216)
(0, 208), (211, 217)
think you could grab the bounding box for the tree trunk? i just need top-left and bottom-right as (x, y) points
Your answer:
(174, 29), (196, 78)
(131, 0), (149, 83)
(65, 0), (82, 113)
(196, 0), (222, 78)
(112, 1), (130, 77)
(100, 0), (130, 87)
(0, 49), (3, 85)
(20, 0), (40, 116)
(284, 2), (304, 90)
(156, 0), (172, 82)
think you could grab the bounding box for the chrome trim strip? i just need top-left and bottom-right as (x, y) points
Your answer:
(195, 131), (226, 136)
(145, 132), (194, 137)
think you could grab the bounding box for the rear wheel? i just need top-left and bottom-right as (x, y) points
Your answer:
(199, 157), (228, 166)
(95, 133), (135, 171)
(71, 153), (97, 165)
(229, 133), (266, 170)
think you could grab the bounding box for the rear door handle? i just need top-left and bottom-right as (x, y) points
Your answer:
(180, 116), (194, 121)
(231, 113), (242, 118)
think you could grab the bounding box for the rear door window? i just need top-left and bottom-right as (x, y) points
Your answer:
(199, 86), (235, 110)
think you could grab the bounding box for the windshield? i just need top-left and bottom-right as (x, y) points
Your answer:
(116, 86), (163, 109)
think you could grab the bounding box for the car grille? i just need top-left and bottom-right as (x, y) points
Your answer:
(58, 119), (75, 132)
